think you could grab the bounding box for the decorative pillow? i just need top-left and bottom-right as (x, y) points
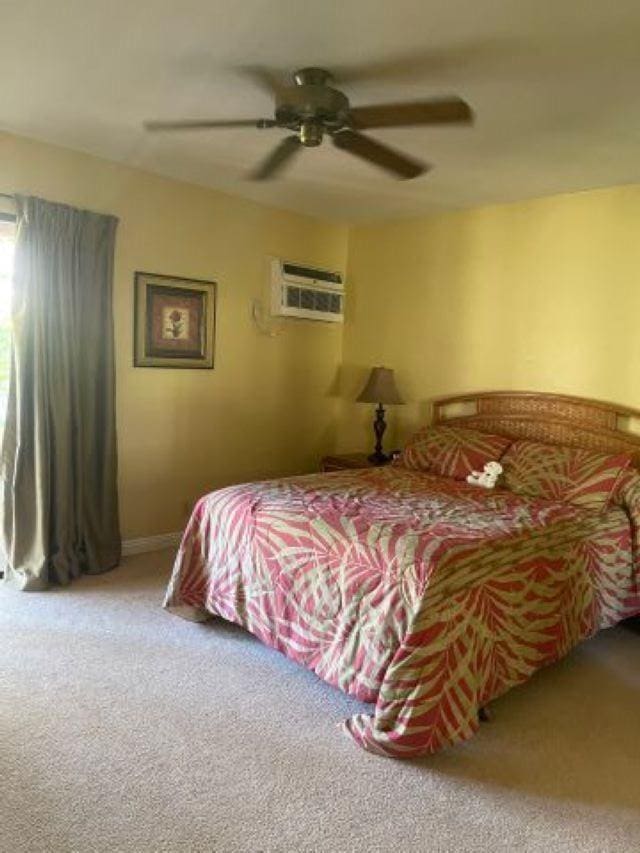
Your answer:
(395, 426), (512, 480)
(501, 440), (632, 510)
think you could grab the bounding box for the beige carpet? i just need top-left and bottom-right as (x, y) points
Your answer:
(1, 550), (639, 853)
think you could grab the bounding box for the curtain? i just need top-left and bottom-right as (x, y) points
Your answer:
(1, 196), (120, 590)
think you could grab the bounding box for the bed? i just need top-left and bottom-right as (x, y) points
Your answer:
(164, 391), (640, 758)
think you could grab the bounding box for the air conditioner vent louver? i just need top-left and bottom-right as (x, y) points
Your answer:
(300, 288), (314, 310)
(314, 290), (330, 312)
(286, 286), (300, 308)
(282, 263), (343, 285)
(271, 258), (345, 323)
(284, 285), (342, 316)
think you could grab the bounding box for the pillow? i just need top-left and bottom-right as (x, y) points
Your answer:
(501, 440), (631, 510)
(395, 426), (512, 480)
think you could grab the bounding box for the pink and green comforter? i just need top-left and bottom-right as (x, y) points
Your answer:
(164, 466), (640, 757)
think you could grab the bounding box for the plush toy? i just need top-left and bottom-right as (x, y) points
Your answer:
(466, 460), (503, 489)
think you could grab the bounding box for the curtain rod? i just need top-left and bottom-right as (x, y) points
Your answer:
(0, 192), (15, 201)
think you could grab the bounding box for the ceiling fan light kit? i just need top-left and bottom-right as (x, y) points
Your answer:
(145, 66), (473, 181)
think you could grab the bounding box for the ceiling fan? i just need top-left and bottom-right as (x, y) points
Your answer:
(144, 67), (473, 181)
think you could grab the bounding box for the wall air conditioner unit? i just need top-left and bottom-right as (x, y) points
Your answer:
(270, 258), (345, 323)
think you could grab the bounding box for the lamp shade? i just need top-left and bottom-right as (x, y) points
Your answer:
(356, 366), (404, 405)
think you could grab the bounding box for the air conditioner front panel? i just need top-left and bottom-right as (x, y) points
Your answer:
(271, 258), (345, 322)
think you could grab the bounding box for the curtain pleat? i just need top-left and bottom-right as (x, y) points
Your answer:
(1, 195), (120, 590)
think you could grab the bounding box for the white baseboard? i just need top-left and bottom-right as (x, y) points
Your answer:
(122, 531), (182, 556)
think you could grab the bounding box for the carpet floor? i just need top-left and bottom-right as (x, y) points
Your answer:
(1, 549), (639, 853)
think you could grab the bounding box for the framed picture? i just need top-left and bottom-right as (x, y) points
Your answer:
(134, 271), (216, 368)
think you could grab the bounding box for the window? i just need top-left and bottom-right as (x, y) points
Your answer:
(0, 215), (15, 425)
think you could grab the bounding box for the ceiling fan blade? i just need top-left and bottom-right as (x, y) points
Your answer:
(144, 118), (275, 131)
(332, 130), (427, 179)
(333, 40), (511, 86)
(349, 98), (473, 129)
(236, 65), (288, 97)
(249, 135), (302, 180)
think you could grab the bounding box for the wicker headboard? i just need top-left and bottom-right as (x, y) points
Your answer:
(432, 391), (640, 469)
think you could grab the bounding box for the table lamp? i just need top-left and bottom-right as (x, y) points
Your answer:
(356, 366), (404, 464)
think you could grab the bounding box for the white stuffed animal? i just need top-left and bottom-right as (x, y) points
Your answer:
(466, 460), (503, 489)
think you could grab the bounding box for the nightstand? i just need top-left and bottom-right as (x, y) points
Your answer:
(321, 452), (393, 472)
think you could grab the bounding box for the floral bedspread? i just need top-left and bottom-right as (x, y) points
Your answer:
(163, 466), (640, 757)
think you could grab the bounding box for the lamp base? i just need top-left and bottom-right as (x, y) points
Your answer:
(368, 451), (390, 466)
(368, 403), (389, 465)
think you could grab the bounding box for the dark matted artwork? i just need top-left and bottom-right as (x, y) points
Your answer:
(134, 272), (216, 368)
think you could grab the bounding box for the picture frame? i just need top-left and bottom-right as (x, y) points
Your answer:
(133, 271), (216, 369)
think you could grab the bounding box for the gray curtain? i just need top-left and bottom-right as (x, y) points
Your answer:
(1, 196), (121, 590)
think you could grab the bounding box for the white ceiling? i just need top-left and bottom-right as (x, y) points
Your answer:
(1, 0), (640, 223)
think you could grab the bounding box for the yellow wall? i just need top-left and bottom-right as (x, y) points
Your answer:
(4, 127), (640, 535)
(0, 131), (348, 539)
(339, 184), (640, 452)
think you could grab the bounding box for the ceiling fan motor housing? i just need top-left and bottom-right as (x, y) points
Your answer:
(275, 68), (350, 144)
